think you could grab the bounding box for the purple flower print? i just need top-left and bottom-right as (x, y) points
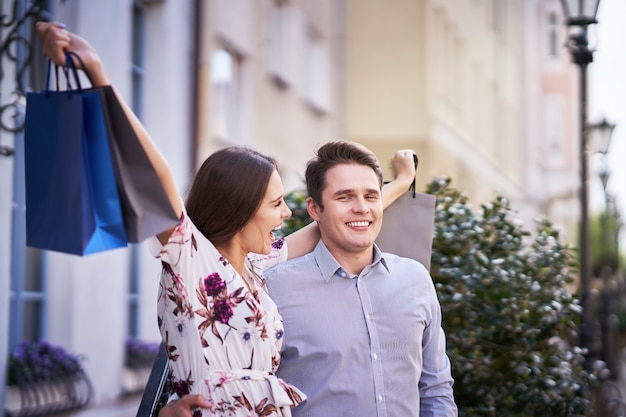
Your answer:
(272, 238), (285, 249)
(213, 299), (233, 324)
(204, 272), (226, 297)
(174, 379), (190, 397)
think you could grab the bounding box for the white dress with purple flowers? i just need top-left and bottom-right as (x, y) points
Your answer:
(151, 209), (305, 416)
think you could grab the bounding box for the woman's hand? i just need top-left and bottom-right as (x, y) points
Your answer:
(390, 149), (416, 187)
(158, 395), (213, 417)
(36, 21), (109, 86)
(382, 149), (416, 209)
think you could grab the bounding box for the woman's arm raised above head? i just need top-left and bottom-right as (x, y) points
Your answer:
(382, 149), (416, 209)
(36, 22), (183, 244)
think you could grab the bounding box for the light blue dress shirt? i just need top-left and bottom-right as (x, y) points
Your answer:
(265, 240), (457, 417)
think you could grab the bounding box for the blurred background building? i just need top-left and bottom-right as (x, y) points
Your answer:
(1, 0), (619, 411)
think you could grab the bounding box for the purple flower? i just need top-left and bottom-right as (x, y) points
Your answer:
(213, 299), (233, 324)
(174, 379), (190, 397)
(204, 272), (226, 297)
(124, 337), (160, 369)
(7, 340), (84, 385)
(272, 238), (285, 249)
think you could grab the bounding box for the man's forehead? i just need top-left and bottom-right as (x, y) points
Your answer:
(324, 164), (380, 190)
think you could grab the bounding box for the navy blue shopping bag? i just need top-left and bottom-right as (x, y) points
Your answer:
(24, 56), (127, 255)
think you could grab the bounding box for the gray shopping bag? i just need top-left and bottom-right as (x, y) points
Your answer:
(100, 85), (180, 241)
(376, 154), (435, 270)
(376, 190), (436, 270)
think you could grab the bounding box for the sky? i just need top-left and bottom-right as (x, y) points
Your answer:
(588, 0), (626, 249)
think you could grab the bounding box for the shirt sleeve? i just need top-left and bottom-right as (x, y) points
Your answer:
(418, 285), (459, 416)
(247, 238), (288, 272)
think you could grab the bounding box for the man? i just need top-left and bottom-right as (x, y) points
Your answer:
(265, 141), (457, 416)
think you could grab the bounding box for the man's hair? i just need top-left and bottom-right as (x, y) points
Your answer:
(305, 141), (383, 210)
(186, 146), (277, 245)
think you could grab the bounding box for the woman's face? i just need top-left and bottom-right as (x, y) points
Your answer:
(240, 170), (292, 255)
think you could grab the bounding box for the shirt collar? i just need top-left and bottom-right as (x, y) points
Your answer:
(312, 240), (390, 282)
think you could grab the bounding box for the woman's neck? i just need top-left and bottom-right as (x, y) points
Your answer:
(214, 240), (246, 276)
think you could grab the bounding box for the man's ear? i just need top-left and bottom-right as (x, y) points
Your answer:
(307, 196), (322, 222)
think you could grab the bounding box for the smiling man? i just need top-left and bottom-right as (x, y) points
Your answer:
(265, 141), (457, 417)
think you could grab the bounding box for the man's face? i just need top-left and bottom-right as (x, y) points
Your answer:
(307, 163), (382, 258)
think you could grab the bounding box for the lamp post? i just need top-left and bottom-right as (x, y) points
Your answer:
(589, 116), (617, 375)
(590, 117), (615, 261)
(559, 0), (601, 367)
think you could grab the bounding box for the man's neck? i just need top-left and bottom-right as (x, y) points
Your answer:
(324, 242), (375, 276)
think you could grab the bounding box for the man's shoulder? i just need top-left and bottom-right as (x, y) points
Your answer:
(265, 252), (315, 281)
(382, 251), (428, 272)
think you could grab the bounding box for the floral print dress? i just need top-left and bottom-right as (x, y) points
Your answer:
(151, 209), (305, 417)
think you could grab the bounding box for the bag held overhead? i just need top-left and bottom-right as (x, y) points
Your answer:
(25, 55), (127, 255)
(376, 154), (436, 270)
(24, 52), (178, 256)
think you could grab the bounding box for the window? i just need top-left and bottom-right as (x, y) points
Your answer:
(210, 48), (243, 144)
(547, 12), (558, 58)
(132, 1), (146, 120)
(267, 0), (292, 86)
(127, 0), (146, 338)
(545, 95), (565, 168)
(302, 24), (329, 112)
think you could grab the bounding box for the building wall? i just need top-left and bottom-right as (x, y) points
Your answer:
(345, 0), (579, 242)
(37, 0), (197, 404)
(520, 0), (579, 242)
(195, 0), (344, 193)
(346, 0), (527, 199)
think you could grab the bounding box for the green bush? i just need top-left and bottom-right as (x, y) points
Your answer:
(279, 178), (597, 415)
(277, 189), (312, 238)
(427, 177), (595, 416)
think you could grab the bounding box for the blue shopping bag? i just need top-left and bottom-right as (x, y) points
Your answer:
(24, 56), (127, 255)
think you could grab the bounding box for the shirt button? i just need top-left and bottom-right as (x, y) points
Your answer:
(378, 395), (384, 402)
(373, 353), (378, 360)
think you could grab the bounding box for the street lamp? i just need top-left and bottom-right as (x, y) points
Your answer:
(559, 0), (601, 367)
(590, 117), (615, 254)
(589, 117), (616, 156)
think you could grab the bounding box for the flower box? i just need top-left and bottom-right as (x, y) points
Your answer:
(4, 340), (92, 417)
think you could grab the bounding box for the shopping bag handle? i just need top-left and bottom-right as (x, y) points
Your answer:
(44, 51), (84, 94)
(409, 153), (418, 197)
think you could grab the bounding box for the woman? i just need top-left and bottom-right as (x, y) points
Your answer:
(36, 22), (416, 417)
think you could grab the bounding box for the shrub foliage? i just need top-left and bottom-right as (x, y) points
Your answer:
(427, 177), (594, 416)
